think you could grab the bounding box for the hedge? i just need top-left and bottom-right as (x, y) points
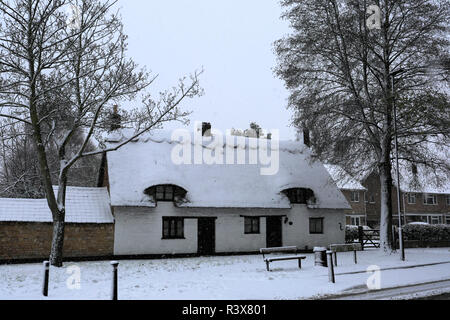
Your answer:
(346, 224), (450, 243)
(345, 226), (359, 243)
(402, 224), (450, 242)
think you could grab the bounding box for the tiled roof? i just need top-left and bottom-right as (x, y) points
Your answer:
(0, 187), (113, 224)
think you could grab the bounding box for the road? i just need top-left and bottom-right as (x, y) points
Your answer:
(329, 279), (450, 300)
(416, 292), (450, 300)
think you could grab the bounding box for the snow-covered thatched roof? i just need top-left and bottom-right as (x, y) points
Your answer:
(324, 165), (367, 191)
(0, 187), (113, 223)
(105, 130), (351, 210)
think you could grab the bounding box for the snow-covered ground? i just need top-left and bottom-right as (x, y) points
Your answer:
(0, 248), (449, 300)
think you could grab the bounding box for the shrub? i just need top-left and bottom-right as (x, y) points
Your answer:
(346, 225), (359, 243)
(403, 224), (450, 242)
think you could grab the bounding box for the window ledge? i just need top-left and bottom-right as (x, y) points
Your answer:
(162, 237), (186, 240)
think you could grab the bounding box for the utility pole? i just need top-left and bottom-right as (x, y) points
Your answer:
(391, 69), (406, 262)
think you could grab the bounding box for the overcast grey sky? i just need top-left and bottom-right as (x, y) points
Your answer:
(119, 0), (297, 140)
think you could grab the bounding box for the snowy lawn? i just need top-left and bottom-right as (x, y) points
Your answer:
(0, 248), (449, 300)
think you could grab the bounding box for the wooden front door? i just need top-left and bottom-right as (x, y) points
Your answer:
(198, 218), (216, 255)
(266, 217), (282, 248)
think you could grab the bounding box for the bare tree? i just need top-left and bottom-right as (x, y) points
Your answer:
(0, 82), (101, 199)
(0, 0), (203, 266)
(275, 0), (450, 252)
(0, 119), (42, 198)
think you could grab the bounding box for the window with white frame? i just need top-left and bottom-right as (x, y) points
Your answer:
(430, 216), (443, 225)
(350, 191), (360, 203)
(423, 194), (438, 205)
(446, 216), (450, 225)
(350, 216), (361, 226)
(407, 193), (416, 205)
(409, 215), (428, 223)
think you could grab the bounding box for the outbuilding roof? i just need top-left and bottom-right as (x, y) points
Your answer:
(324, 165), (367, 191)
(105, 129), (351, 210)
(0, 187), (114, 224)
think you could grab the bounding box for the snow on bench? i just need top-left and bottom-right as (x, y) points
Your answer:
(260, 246), (307, 272)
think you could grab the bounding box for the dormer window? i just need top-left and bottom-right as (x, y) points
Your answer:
(283, 188), (315, 204)
(156, 185), (174, 201)
(145, 185), (187, 203)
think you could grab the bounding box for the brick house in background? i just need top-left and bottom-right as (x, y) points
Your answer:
(325, 165), (368, 226)
(362, 170), (450, 228)
(325, 165), (450, 228)
(0, 187), (114, 262)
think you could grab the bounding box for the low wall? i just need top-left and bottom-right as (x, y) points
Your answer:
(0, 222), (114, 262)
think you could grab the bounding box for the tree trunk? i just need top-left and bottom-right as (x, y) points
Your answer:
(379, 3), (395, 253)
(49, 216), (65, 267)
(379, 143), (394, 253)
(49, 167), (69, 267)
(31, 127), (66, 266)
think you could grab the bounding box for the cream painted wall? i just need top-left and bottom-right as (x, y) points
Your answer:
(114, 205), (198, 255)
(215, 215), (267, 253)
(113, 203), (345, 256)
(282, 205), (346, 250)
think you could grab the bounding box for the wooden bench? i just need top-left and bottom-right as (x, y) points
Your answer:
(260, 246), (307, 272)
